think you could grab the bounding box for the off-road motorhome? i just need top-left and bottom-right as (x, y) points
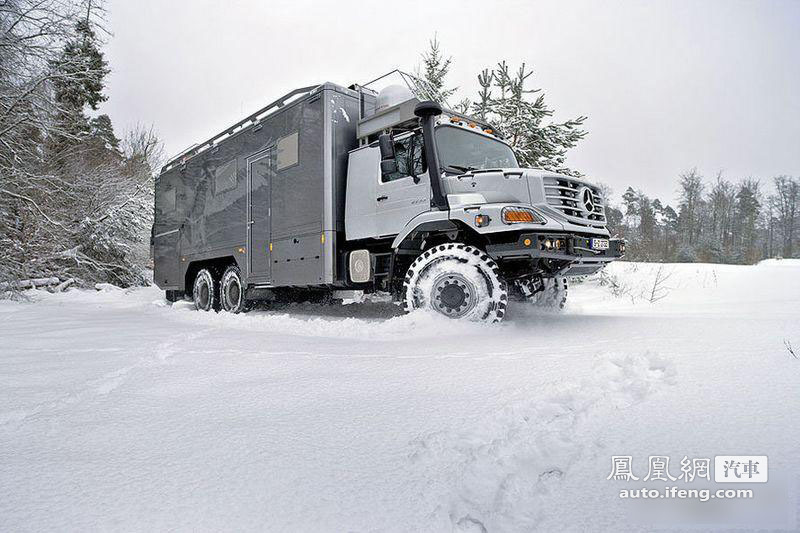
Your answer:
(153, 75), (623, 322)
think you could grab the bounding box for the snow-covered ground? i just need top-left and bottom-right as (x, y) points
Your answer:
(1, 261), (798, 532)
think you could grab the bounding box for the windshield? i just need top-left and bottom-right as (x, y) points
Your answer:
(436, 125), (519, 171)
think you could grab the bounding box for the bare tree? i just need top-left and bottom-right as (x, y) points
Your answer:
(677, 168), (704, 246)
(647, 265), (674, 303)
(784, 340), (797, 360)
(706, 172), (736, 260)
(771, 176), (799, 258)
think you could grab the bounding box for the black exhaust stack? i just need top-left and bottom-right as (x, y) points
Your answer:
(414, 101), (448, 210)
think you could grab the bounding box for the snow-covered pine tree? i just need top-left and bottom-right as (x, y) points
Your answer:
(416, 38), (587, 176)
(733, 180), (761, 263)
(48, 11), (110, 158)
(416, 35), (457, 103)
(473, 61), (587, 176)
(472, 68), (493, 120)
(655, 201), (679, 261)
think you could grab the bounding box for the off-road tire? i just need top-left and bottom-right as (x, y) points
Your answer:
(528, 276), (568, 310)
(401, 243), (508, 323)
(220, 264), (248, 313)
(192, 268), (219, 312)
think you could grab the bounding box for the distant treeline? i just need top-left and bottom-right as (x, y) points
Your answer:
(601, 171), (799, 264)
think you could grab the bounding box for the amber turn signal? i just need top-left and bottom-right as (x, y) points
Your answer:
(501, 207), (543, 224)
(474, 214), (491, 227)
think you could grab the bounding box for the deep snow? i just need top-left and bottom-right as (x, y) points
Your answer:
(1, 261), (798, 531)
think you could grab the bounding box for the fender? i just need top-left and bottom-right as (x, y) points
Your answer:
(391, 210), (455, 249)
(391, 203), (574, 250)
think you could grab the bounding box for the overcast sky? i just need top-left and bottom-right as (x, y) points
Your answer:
(105, 0), (799, 204)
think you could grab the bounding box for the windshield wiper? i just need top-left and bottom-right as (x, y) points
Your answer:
(443, 164), (478, 173)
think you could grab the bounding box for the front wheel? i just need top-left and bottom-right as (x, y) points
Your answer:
(401, 243), (508, 323)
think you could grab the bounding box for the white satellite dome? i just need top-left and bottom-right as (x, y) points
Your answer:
(375, 84), (414, 113)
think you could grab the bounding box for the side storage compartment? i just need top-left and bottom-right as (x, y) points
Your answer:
(271, 233), (324, 285)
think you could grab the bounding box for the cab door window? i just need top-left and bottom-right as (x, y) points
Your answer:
(381, 132), (426, 182)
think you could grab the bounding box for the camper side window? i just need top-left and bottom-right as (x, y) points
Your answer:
(277, 132), (299, 171)
(214, 159), (237, 194)
(382, 133), (426, 183)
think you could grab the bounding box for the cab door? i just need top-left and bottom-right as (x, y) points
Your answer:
(374, 132), (431, 237)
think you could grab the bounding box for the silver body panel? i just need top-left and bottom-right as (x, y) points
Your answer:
(153, 83), (360, 290)
(442, 168), (609, 236)
(344, 154), (610, 246)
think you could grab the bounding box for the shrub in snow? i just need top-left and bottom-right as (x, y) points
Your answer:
(676, 246), (698, 263)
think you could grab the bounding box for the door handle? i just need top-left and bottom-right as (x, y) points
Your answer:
(377, 195), (389, 202)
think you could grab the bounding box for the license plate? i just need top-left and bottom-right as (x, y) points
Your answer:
(591, 238), (609, 250)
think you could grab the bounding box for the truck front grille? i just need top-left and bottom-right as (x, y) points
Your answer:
(543, 176), (606, 228)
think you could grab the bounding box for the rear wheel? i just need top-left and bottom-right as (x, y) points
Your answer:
(220, 264), (248, 313)
(402, 243), (508, 323)
(192, 268), (219, 312)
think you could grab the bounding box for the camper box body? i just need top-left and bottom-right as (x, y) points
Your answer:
(153, 83), (364, 293)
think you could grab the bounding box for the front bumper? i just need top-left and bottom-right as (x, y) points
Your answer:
(485, 233), (625, 276)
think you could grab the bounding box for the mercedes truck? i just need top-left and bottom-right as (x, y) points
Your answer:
(152, 75), (624, 322)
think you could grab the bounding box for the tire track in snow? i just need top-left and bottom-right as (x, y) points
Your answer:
(407, 351), (676, 532)
(0, 332), (203, 427)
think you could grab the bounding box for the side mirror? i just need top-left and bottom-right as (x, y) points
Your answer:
(380, 159), (398, 175)
(378, 133), (398, 177)
(378, 133), (395, 160)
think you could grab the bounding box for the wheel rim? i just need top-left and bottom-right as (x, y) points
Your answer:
(198, 282), (209, 309)
(431, 272), (478, 318)
(226, 278), (240, 309)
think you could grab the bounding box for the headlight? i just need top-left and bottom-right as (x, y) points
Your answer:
(501, 206), (545, 225)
